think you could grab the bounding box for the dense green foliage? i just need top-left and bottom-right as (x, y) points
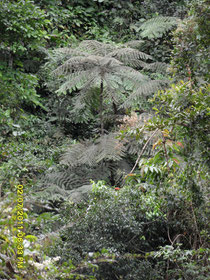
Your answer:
(0, 0), (209, 279)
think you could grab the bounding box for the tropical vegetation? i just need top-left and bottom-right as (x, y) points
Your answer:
(0, 0), (209, 279)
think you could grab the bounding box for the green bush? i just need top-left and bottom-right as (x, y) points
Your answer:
(51, 181), (167, 279)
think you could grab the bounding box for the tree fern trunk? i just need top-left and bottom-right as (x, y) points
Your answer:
(113, 101), (118, 115)
(100, 80), (104, 135)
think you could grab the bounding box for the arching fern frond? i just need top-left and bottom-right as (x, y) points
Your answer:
(52, 56), (102, 76)
(125, 40), (145, 48)
(95, 133), (126, 163)
(55, 47), (87, 57)
(108, 47), (152, 66)
(34, 184), (72, 201)
(139, 16), (178, 39)
(57, 69), (98, 94)
(143, 62), (169, 73)
(123, 79), (169, 108)
(61, 133), (125, 167)
(76, 40), (153, 67)
(78, 40), (115, 56)
(118, 66), (148, 83)
(103, 87), (125, 105)
(34, 164), (114, 201)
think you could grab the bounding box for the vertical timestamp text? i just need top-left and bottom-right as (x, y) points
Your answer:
(16, 184), (25, 269)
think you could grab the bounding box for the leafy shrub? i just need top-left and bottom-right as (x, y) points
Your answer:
(152, 244), (210, 280)
(171, 0), (210, 83)
(51, 181), (167, 279)
(0, 0), (49, 57)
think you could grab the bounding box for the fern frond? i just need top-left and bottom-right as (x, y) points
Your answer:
(135, 79), (169, 96)
(34, 184), (72, 201)
(60, 142), (91, 166)
(108, 47), (152, 67)
(55, 47), (87, 57)
(44, 167), (94, 190)
(61, 134), (125, 167)
(52, 56), (100, 76)
(76, 40), (152, 65)
(118, 66), (148, 82)
(95, 133), (126, 163)
(143, 62), (169, 73)
(78, 40), (115, 56)
(125, 40), (145, 49)
(35, 163), (115, 202)
(103, 87), (125, 105)
(123, 79), (169, 108)
(53, 54), (126, 94)
(57, 70), (99, 94)
(139, 16), (178, 39)
(103, 74), (123, 91)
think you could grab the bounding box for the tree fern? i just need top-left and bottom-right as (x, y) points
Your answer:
(34, 164), (115, 201)
(33, 184), (72, 201)
(61, 133), (126, 167)
(47, 40), (168, 120)
(139, 16), (178, 39)
(51, 42), (158, 133)
(41, 40), (169, 198)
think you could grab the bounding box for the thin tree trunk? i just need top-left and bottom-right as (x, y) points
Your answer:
(161, 132), (170, 174)
(8, 52), (13, 68)
(100, 80), (104, 135)
(129, 129), (158, 174)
